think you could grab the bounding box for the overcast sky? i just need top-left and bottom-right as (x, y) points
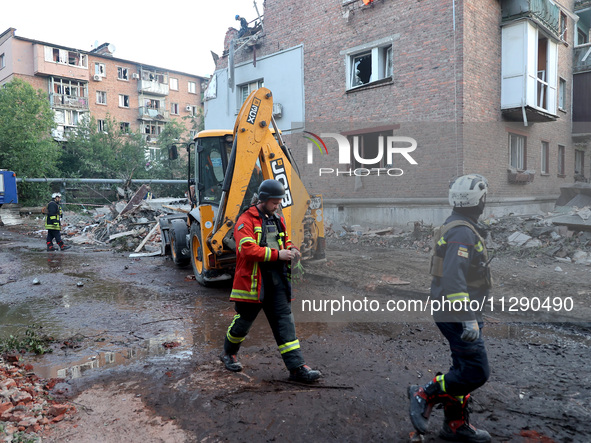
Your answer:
(1, 0), (263, 78)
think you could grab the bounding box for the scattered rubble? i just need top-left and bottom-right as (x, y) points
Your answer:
(0, 356), (75, 442)
(327, 205), (591, 267)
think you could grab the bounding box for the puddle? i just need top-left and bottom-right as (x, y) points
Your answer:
(28, 332), (193, 379)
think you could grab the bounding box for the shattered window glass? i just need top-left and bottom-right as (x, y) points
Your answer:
(352, 52), (372, 87)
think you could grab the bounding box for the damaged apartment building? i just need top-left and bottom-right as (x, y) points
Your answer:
(205, 0), (591, 227)
(0, 28), (206, 159)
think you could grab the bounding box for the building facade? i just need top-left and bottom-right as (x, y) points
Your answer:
(0, 28), (206, 158)
(205, 0), (586, 227)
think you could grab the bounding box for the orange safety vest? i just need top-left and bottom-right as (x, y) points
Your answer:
(230, 206), (294, 303)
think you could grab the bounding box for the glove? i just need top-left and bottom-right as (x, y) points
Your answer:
(461, 320), (480, 342)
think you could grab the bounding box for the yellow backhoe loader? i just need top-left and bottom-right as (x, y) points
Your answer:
(159, 87), (325, 285)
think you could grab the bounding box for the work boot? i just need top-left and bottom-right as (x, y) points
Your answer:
(439, 395), (491, 443)
(219, 353), (243, 372)
(289, 365), (321, 383)
(46, 242), (55, 252)
(408, 377), (450, 434)
(59, 243), (71, 251)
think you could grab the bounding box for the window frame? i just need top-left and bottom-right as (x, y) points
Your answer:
(120, 122), (130, 133)
(0, 53), (5, 69)
(96, 90), (107, 105)
(188, 81), (197, 94)
(117, 66), (129, 81)
(342, 36), (398, 91)
(558, 144), (566, 176)
(171, 102), (179, 115)
(118, 94), (130, 108)
(170, 78), (179, 90)
(95, 62), (106, 77)
(558, 77), (566, 111)
(541, 140), (550, 174)
(509, 132), (527, 171)
(575, 149), (585, 176)
(238, 79), (264, 109)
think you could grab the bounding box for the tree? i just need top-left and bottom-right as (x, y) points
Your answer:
(0, 78), (60, 203)
(0, 78), (59, 176)
(60, 115), (146, 181)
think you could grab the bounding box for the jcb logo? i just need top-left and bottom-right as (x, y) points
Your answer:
(271, 159), (293, 208)
(246, 98), (261, 125)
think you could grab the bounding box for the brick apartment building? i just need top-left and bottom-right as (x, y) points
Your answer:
(205, 0), (591, 227)
(0, 28), (206, 160)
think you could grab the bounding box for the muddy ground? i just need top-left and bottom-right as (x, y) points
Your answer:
(0, 218), (590, 442)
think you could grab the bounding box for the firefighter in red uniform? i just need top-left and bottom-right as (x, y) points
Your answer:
(219, 179), (321, 383)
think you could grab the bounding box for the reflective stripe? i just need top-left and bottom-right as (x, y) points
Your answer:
(226, 314), (246, 343)
(437, 236), (446, 246)
(230, 289), (259, 300)
(251, 262), (258, 294)
(446, 292), (470, 302)
(436, 374), (446, 392)
(278, 339), (300, 354)
(254, 227), (262, 233)
(238, 236), (256, 252)
(264, 247), (272, 262)
(475, 241), (484, 252)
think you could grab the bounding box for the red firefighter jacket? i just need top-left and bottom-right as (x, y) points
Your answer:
(230, 206), (294, 303)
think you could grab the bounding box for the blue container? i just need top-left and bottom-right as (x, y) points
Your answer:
(0, 171), (18, 206)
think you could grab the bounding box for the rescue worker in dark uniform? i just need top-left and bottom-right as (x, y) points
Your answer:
(219, 179), (321, 383)
(45, 193), (71, 251)
(409, 174), (492, 442)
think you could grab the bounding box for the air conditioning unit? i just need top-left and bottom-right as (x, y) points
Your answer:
(132, 73), (139, 79)
(93, 74), (102, 82)
(272, 102), (283, 118)
(185, 105), (192, 111)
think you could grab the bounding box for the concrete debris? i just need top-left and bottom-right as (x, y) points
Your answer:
(328, 207), (591, 266)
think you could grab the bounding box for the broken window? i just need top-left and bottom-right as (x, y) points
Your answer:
(98, 119), (106, 132)
(119, 94), (130, 108)
(347, 44), (393, 89)
(95, 63), (105, 76)
(141, 69), (167, 83)
(509, 133), (526, 171)
(170, 78), (179, 90)
(46, 47), (86, 67)
(352, 52), (371, 87)
(117, 67), (128, 80)
(145, 99), (161, 110)
(96, 91), (107, 105)
(188, 81), (197, 94)
(171, 103), (179, 115)
(120, 122), (130, 133)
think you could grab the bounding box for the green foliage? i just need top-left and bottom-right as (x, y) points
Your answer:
(59, 115), (147, 181)
(0, 79), (60, 203)
(0, 325), (53, 355)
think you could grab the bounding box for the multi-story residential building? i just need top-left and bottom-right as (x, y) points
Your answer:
(205, 0), (585, 227)
(0, 28), (206, 159)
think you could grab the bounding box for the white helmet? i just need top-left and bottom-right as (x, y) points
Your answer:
(52, 192), (62, 199)
(448, 174), (488, 208)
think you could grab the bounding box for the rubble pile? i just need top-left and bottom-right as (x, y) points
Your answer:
(24, 190), (190, 254)
(0, 356), (74, 442)
(327, 206), (591, 266)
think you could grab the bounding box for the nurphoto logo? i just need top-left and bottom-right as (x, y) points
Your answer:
(303, 131), (418, 177)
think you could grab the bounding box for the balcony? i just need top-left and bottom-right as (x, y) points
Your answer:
(138, 70), (169, 96)
(502, 0), (560, 39)
(49, 93), (89, 110)
(139, 106), (169, 120)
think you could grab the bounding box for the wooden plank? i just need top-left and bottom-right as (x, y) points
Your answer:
(162, 205), (189, 213)
(134, 219), (160, 253)
(117, 184), (148, 218)
(108, 230), (138, 242)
